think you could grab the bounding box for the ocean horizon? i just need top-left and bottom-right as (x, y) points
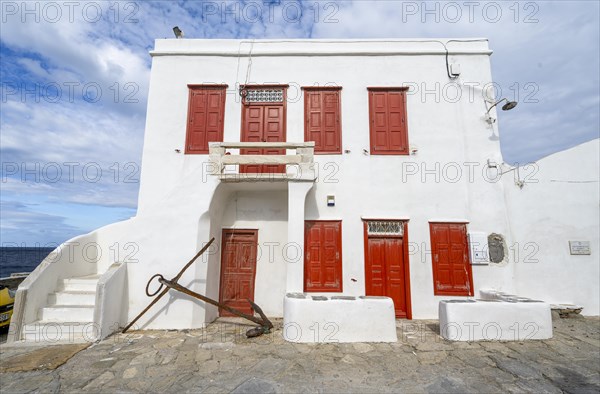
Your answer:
(0, 247), (55, 278)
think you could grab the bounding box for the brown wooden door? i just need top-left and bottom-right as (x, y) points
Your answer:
(240, 90), (287, 173)
(366, 236), (409, 318)
(430, 223), (474, 296)
(219, 229), (258, 316)
(304, 221), (342, 292)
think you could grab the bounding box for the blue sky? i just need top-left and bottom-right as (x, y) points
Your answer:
(1, 1), (599, 245)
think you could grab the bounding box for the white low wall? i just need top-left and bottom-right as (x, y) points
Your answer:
(283, 293), (397, 343)
(439, 299), (552, 341)
(94, 262), (128, 340)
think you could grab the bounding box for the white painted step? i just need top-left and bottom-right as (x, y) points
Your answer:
(59, 274), (100, 292)
(48, 291), (96, 306)
(39, 305), (94, 322)
(22, 321), (98, 343)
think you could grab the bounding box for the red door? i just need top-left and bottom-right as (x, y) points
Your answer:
(219, 229), (258, 316)
(430, 223), (474, 296)
(304, 221), (342, 292)
(240, 86), (287, 173)
(364, 221), (411, 318)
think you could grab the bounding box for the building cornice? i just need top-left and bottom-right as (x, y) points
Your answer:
(150, 39), (493, 57)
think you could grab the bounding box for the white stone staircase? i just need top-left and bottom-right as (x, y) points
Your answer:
(22, 274), (100, 343)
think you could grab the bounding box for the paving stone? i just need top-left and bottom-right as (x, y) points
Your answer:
(352, 342), (374, 353)
(122, 366), (138, 379)
(200, 341), (235, 350)
(489, 354), (543, 379)
(425, 376), (470, 394)
(231, 377), (277, 394)
(417, 350), (448, 365)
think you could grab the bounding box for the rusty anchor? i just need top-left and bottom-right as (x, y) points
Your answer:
(122, 237), (273, 337)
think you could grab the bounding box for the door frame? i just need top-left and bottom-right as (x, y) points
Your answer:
(363, 219), (412, 319)
(219, 228), (259, 316)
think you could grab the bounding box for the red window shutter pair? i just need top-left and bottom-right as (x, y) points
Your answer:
(303, 87), (342, 154)
(304, 220), (343, 292)
(368, 88), (409, 155)
(185, 86), (227, 154)
(430, 223), (474, 296)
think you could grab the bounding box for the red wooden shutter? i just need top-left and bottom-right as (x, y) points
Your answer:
(185, 86), (226, 154)
(368, 88), (408, 155)
(430, 223), (474, 296)
(304, 220), (343, 292)
(303, 87), (342, 154)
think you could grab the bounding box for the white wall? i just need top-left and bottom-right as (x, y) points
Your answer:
(221, 189), (289, 316)
(504, 139), (600, 315)
(134, 39), (516, 320)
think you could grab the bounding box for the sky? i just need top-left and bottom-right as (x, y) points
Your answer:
(0, 0), (599, 246)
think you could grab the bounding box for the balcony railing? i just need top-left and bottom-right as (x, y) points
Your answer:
(208, 142), (316, 182)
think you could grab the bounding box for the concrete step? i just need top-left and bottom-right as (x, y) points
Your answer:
(59, 275), (100, 292)
(39, 305), (94, 322)
(48, 291), (96, 306)
(22, 320), (98, 343)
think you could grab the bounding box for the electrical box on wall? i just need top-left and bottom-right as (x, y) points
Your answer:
(468, 232), (489, 265)
(450, 63), (461, 77)
(327, 195), (335, 207)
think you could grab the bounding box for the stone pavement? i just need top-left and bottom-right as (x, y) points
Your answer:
(0, 316), (598, 393)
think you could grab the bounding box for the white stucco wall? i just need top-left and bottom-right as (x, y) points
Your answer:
(221, 189), (289, 316)
(504, 139), (600, 315)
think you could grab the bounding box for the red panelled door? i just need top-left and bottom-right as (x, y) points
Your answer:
(304, 221), (342, 292)
(185, 86), (226, 154)
(240, 87), (287, 173)
(430, 223), (474, 296)
(219, 229), (258, 316)
(304, 88), (342, 154)
(364, 222), (411, 318)
(368, 88), (409, 155)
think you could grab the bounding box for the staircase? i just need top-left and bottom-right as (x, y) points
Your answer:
(22, 274), (100, 343)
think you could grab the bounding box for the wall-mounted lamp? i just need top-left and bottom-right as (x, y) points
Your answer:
(486, 98), (518, 114)
(173, 26), (184, 39)
(485, 98), (517, 124)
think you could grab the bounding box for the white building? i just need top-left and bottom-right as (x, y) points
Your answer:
(9, 39), (599, 342)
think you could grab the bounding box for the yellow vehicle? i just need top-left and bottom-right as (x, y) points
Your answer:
(0, 285), (15, 329)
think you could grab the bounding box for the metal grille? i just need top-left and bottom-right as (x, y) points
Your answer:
(245, 89), (284, 103)
(367, 221), (404, 236)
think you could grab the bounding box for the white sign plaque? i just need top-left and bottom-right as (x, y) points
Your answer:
(569, 241), (591, 255)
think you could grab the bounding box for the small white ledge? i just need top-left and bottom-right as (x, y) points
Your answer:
(283, 293), (398, 343)
(439, 296), (553, 341)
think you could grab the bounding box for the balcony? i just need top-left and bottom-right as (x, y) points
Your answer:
(208, 142), (316, 182)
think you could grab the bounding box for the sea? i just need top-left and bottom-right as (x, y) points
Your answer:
(0, 247), (54, 278)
